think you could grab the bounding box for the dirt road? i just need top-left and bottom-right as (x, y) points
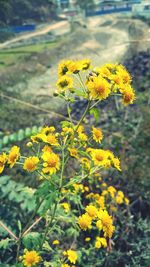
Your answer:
(0, 21), (68, 49)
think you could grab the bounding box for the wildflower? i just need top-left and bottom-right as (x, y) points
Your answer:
(21, 249), (42, 267)
(73, 183), (84, 193)
(42, 152), (60, 174)
(61, 202), (70, 213)
(43, 134), (59, 146)
(62, 127), (74, 136)
(8, 146), (20, 167)
(63, 250), (77, 264)
(90, 149), (110, 167)
(92, 127), (103, 143)
(31, 133), (45, 143)
(78, 132), (88, 142)
(107, 186), (116, 198)
(0, 153), (7, 173)
(42, 145), (53, 153)
(104, 224), (115, 238)
(117, 65), (132, 84)
(115, 191), (124, 204)
(94, 65), (111, 78)
(95, 237), (107, 249)
(80, 157), (90, 170)
(86, 205), (98, 219)
(98, 209), (113, 228)
(125, 197), (129, 205)
(58, 60), (71, 76)
(52, 239), (60, 245)
(56, 75), (73, 92)
(121, 85), (135, 105)
(96, 196), (105, 209)
(67, 60), (81, 74)
(78, 213), (92, 230)
(80, 59), (91, 70)
(87, 76), (111, 100)
(61, 264), (70, 267)
(41, 126), (55, 135)
(23, 157), (39, 172)
(68, 148), (78, 158)
(96, 220), (102, 230)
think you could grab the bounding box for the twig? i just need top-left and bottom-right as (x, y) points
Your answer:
(22, 217), (43, 237)
(0, 221), (18, 241)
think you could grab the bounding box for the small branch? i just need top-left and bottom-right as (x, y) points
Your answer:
(22, 217), (43, 237)
(0, 221), (18, 241)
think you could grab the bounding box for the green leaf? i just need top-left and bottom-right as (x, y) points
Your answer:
(90, 107), (100, 123)
(2, 135), (9, 145)
(0, 238), (12, 249)
(18, 129), (24, 141)
(25, 127), (32, 137)
(32, 126), (38, 134)
(23, 232), (42, 250)
(9, 133), (17, 142)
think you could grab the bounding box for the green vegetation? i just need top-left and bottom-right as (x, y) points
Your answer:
(0, 41), (57, 68)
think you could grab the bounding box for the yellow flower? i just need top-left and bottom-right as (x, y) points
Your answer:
(0, 153), (7, 173)
(56, 75), (73, 92)
(125, 197), (129, 205)
(58, 60), (72, 76)
(80, 157), (90, 170)
(31, 133), (45, 143)
(87, 76), (111, 100)
(78, 132), (88, 142)
(67, 60), (81, 74)
(73, 183), (84, 193)
(68, 148), (78, 158)
(8, 146), (20, 167)
(22, 249), (42, 267)
(86, 205), (98, 219)
(90, 149), (110, 167)
(117, 65), (132, 84)
(98, 209), (113, 228)
(42, 151), (60, 174)
(96, 196), (105, 209)
(78, 213), (92, 230)
(95, 237), (107, 249)
(92, 127), (103, 143)
(23, 157), (39, 172)
(61, 202), (70, 213)
(107, 186), (116, 198)
(94, 65), (111, 78)
(96, 220), (102, 230)
(79, 59), (91, 70)
(41, 126), (55, 135)
(64, 250), (77, 264)
(62, 127), (74, 136)
(61, 264), (70, 267)
(42, 145), (53, 153)
(121, 85), (135, 105)
(52, 239), (60, 245)
(104, 224), (115, 238)
(115, 191), (124, 204)
(43, 134), (59, 146)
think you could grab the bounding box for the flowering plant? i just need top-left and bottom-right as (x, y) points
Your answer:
(0, 59), (135, 266)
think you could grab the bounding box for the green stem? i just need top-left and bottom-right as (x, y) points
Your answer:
(40, 144), (67, 248)
(75, 100), (91, 132)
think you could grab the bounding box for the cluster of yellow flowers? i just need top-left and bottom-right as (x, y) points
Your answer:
(56, 59), (135, 105)
(0, 59), (135, 266)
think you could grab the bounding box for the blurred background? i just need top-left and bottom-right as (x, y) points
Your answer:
(0, 0), (150, 266)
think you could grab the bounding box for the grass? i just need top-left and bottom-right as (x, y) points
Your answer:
(0, 41), (57, 68)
